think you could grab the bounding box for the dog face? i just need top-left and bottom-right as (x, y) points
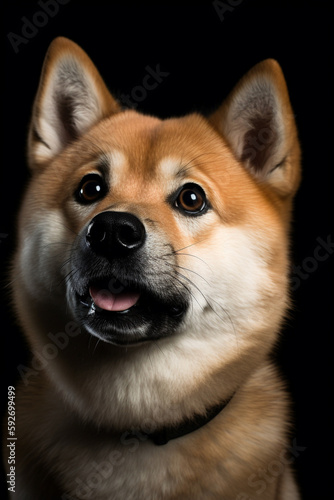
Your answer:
(13, 37), (300, 427)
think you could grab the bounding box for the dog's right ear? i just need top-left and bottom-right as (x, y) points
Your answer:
(28, 37), (120, 170)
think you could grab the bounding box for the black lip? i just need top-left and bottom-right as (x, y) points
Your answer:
(73, 275), (187, 346)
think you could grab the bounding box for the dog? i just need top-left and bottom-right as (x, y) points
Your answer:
(6, 37), (301, 499)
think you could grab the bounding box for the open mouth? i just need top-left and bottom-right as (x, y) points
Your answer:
(89, 283), (141, 313)
(75, 276), (187, 345)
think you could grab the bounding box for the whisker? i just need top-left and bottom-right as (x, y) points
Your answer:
(161, 262), (237, 343)
(161, 241), (213, 273)
(172, 263), (211, 283)
(92, 337), (101, 355)
(207, 297), (239, 349)
(172, 241), (204, 254)
(173, 270), (208, 307)
(160, 270), (199, 308)
(173, 252), (212, 269)
(55, 265), (83, 291)
(60, 257), (72, 272)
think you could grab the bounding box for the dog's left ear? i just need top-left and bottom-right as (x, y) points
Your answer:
(209, 60), (301, 197)
(28, 37), (120, 169)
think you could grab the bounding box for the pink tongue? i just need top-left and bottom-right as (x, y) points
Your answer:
(89, 286), (140, 312)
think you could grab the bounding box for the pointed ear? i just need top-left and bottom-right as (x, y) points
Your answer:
(28, 37), (120, 169)
(209, 59), (301, 196)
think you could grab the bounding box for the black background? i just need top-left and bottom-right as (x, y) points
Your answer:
(1, 1), (333, 498)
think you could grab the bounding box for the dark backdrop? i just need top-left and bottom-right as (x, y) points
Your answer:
(1, 1), (333, 498)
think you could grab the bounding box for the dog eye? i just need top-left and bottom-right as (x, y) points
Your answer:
(75, 174), (107, 204)
(174, 183), (207, 215)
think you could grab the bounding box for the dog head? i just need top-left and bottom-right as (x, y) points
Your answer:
(14, 37), (300, 427)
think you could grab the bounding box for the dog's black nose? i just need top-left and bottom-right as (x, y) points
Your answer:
(86, 211), (146, 257)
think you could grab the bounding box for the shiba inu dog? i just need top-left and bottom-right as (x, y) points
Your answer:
(7, 37), (301, 499)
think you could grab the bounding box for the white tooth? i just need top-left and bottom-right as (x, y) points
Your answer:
(88, 302), (96, 316)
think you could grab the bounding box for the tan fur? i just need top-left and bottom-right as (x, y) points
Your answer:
(5, 38), (301, 499)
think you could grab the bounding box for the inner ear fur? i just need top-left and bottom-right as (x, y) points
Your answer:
(209, 59), (301, 197)
(28, 37), (120, 170)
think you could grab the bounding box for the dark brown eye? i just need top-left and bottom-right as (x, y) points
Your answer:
(175, 183), (207, 215)
(75, 174), (107, 204)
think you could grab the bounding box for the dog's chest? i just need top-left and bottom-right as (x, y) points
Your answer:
(52, 422), (278, 500)
(48, 422), (232, 499)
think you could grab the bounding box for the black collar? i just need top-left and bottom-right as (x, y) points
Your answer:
(146, 393), (235, 446)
